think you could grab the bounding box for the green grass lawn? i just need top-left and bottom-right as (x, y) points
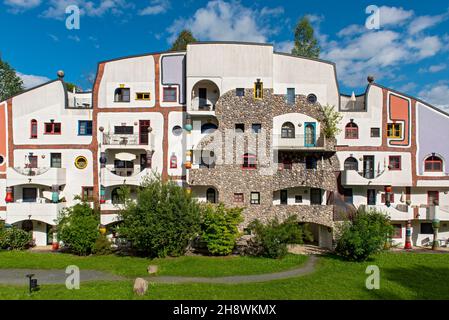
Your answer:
(0, 251), (307, 277)
(1, 251), (449, 300)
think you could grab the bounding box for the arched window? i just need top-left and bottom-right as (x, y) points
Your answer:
(281, 122), (295, 138)
(30, 119), (38, 139)
(425, 156), (443, 172)
(344, 157), (358, 171)
(201, 123), (218, 134)
(206, 188), (217, 203)
(345, 122), (359, 139)
(242, 153), (257, 169)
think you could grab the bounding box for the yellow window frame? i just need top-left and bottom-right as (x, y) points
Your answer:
(387, 123), (402, 138)
(254, 82), (263, 99)
(136, 92), (151, 101)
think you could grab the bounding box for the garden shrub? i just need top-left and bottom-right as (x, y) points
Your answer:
(201, 204), (243, 255)
(335, 208), (393, 261)
(57, 202), (100, 256)
(119, 176), (201, 258)
(248, 216), (307, 259)
(0, 227), (33, 250)
(93, 234), (113, 255)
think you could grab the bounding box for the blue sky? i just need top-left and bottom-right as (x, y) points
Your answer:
(1, 0), (448, 110)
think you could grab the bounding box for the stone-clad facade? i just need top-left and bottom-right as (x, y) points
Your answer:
(189, 88), (340, 235)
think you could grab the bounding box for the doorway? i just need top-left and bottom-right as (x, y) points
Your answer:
(363, 156), (375, 179)
(139, 120), (150, 145)
(304, 122), (316, 147)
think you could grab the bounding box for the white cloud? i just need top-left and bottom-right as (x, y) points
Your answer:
(408, 12), (448, 35)
(419, 84), (449, 112)
(337, 24), (365, 37)
(419, 63), (447, 74)
(139, 0), (170, 16)
(68, 35), (81, 42)
(17, 72), (51, 89)
(4, 0), (41, 12)
(41, 0), (133, 20)
(167, 0), (282, 44)
(378, 6), (414, 27)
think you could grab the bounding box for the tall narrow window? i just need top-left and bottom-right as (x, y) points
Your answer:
(250, 192), (260, 205)
(206, 188), (217, 203)
(114, 88), (130, 102)
(44, 122), (61, 135)
(243, 153), (257, 169)
(424, 156), (443, 172)
(345, 122), (359, 139)
(310, 188), (322, 205)
(286, 88), (295, 104)
(78, 120), (93, 136)
(254, 80), (263, 99)
(30, 119), (38, 139)
(50, 153), (62, 168)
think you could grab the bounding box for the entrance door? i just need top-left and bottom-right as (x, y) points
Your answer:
(199, 88), (207, 108)
(304, 122), (316, 147)
(280, 190), (288, 205)
(363, 156), (375, 179)
(139, 120), (150, 145)
(23, 188), (37, 203)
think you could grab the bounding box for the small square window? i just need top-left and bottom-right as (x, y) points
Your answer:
(371, 128), (380, 138)
(421, 223), (433, 235)
(389, 156), (401, 170)
(163, 87), (177, 102)
(251, 124), (261, 134)
(387, 123), (402, 138)
(235, 123), (245, 133)
(82, 187), (94, 202)
(78, 120), (93, 136)
(114, 88), (130, 102)
(295, 195), (303, 204)
(234, 193), (244, 203)
(50, 153), (62, 168)
(250, 192), (260, 205)
(136, 92), (151, 100)
(44, 122), (61, 135)
(236, 88), (245, 97)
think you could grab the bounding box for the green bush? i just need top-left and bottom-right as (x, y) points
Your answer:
(57, 202), (100, 256)
(335, 208), (393, 261)
(249, 216), (307, 259)
(119, 176), (201, 258)
(0, 227), (33, 250)
(93, 234), (113, 255)
(201, 204), (243, 255)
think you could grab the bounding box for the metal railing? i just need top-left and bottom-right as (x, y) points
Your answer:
(12, 167), (51, 176)
(273, 134), (326, 149)
(355, 169), (386, 180)
(103, 133), (143, 146)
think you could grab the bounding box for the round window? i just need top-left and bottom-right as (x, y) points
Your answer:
(0, 155), (4, 166)
(75, 156), (88, 169)
(307, 94), (318, 104)
(172, 125), (183, 136)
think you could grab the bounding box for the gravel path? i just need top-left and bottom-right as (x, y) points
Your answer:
(0, 255), (318, 285)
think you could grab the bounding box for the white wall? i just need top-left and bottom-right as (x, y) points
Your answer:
(168, 111), (185, 176)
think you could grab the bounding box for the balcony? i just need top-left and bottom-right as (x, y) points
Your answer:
(6, 202), (67, 225)
(361, 204), (413, 221)
(7, 167), (66, 187)
(102, 133), (153, 150)
(101, 168), (150, 187)
(341, 169), (394, 186)
(272, 134), (331, 151)
(414, 205), (449, 221)
(189, 80), (220, 114)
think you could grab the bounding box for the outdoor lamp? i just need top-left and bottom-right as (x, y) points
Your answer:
(26, 274), (39, 294)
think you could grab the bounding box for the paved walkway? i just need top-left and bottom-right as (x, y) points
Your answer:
(0, 256), (318, 285)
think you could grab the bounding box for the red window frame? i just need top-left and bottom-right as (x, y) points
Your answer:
(242, 154), (257, 170)
(392, 224), (402, 239)
(30, 119), (38, 139)
(234, 193), (244, 203)
(163, 87), (177, 103)
(44, 122), (61, 135)
(345, 123), (359, 139)
(427, 191), (439, 206)
(170, 154), (178, 169)
(82, 187), (94, 202)
(424, 156), (443, 172)
(389, 156), (401, 170)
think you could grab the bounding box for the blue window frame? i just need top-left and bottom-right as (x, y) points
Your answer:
(78, 120), (93, 136)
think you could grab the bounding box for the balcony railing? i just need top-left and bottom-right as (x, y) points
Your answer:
(191, 97), (217, 112)
(73, 97), (92, 108)
(103, 134), (142, 146)
(12, 167), (51, 176)
(7, 167), (67, 187)
(273, 134), (327, 150)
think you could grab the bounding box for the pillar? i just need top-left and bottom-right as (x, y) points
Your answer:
(404, 220), (412, 249)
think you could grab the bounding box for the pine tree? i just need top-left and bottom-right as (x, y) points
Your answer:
(0, 58), (24, 101)
(291, 16), (321, 59)
(170, 30), (198, 51)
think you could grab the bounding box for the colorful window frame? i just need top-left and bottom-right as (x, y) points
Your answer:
(78, 120), (93, 136)
(234, 193), (244, 203)
(44, 122), (61, 135)
(242, 153), (257, 170)
(82, 187), (94, 202)
(387, 123), (402, 138)
(345, 122), (359, 139)
(389, 156), (402, 170)
(30, 119), (38, 139)
(254, 81), (263, 99)
(424, 156), (443, 172)
(163, 87), (177, 102)
(135, 92), (151, 100)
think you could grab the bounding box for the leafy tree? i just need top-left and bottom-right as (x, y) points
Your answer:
(321, 104), (343, 139)
(0, 227), (33, 250)
(335, 208), (394, 261)
(201, 204), (244, 255)
(57, 202), (100, 256)
(0, 58), (24, 101)
(171, 30), (197, 51)
(291, 16), (321, 58)
(65, 82), (81, 92)
(119, 176), (201, 258)
(249, 216), (310, 259)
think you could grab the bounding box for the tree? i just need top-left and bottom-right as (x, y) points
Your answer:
(171, 30), (197, 51)
(0, 58), (24, 101)
(321, 104), (343, 139)
(335, 208), (394, 261)
(65, 82), (81, 92)
(201, 204), (244, 256)
(119, 176), (201, 258)
(291, 16), (320, 59)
